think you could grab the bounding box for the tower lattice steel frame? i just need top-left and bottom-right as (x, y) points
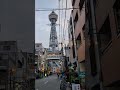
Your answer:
(49, 11), (58, 52)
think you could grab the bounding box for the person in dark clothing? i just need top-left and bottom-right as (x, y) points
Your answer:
(60, 76), (67, 90)
(57, 73), (60, 78)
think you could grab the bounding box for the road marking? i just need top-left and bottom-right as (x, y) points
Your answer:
(44, 81), (48, 84)
(36, 89), (39, 90)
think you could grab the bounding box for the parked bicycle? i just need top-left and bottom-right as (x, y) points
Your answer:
(60, 76), (67, 90)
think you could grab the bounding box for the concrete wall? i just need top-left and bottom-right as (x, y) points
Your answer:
(0, 0), (35, 53)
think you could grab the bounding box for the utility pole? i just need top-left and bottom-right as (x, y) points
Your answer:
(89, 0), (103, 89)
(58, 0), (61, 50)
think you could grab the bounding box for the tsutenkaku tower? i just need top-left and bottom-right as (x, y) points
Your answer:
(49, 11), (58, 52)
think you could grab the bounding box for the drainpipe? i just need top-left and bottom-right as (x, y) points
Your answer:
(89, 0), (103, 89)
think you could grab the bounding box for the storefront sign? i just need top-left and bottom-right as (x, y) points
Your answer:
(72, 83), (80, 90)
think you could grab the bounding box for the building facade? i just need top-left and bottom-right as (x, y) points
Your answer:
(0, 41), (35, 90)
(0, 41), (18, 90)
(68, 0), (86, 89)
(86, 0), (120, 90)
(0, 0), (35, 90)
(72, 0), (86, 86)
(35, 43), (43, 72)
(35, 43), (48, 77)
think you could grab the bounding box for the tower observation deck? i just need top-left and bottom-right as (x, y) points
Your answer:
(49, 11), (58, 52)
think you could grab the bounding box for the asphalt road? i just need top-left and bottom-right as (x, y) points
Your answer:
(35, 74), (60, 90)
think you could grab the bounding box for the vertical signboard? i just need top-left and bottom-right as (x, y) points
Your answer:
(72, 83), (80, 90)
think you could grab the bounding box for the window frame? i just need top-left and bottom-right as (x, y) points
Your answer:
(113, 0), (120, 35)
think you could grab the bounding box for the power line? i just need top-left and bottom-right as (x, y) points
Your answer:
(58, 0), (60, 50)
(35, 8), (79, 11)
(61, 0), (64, 46)
(59, 0), (62, 50)
(63, 0), (67, 43)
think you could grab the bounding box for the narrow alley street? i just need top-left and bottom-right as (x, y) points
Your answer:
(35, 75), (60, 90)
(0, 0), (119, 90)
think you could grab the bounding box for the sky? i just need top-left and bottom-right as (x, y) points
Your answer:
(35, 0), (72, 48)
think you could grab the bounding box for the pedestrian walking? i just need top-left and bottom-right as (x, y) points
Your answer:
(57, 73), (60, 78)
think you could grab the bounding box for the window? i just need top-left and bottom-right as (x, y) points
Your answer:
(22, 58), (24, 65)
(74, 12), (78, 29)
(113, 0), (120, 35)
(86, 0), (89, 16)
(2, 54), (8, 59)
(71, 29), (75, 58)
(98, 16), (112, 53)
(34, 63), (37, 66)
(28, 58), (30, 63)
(0, 56), (2, 60)
(88, 0), (94, 33)
(72, 0), (76, 6)
(82, 24), (85, 39)
(70, 17), (73, 33)
(72, 45), (75, 58)
(79, 0), (85, 11)
(18, 60), (22, 68)
(36, 45), (39, 47)
(76, 33), (82, 49)
(43, 51), (45, 55)
(3, 46), (10, 50)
